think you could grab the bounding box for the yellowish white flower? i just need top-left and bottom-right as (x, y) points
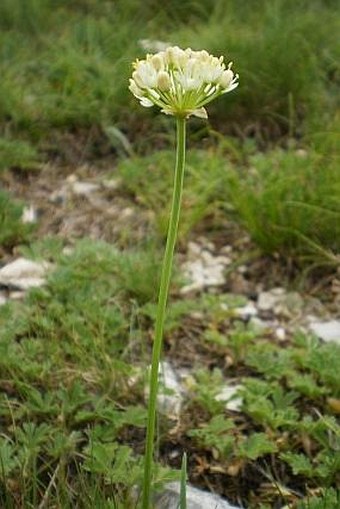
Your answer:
(129, 46), (238, 119)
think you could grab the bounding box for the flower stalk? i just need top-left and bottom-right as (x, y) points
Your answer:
(141, 116), (186, 509)
(129, 45), (238, 509)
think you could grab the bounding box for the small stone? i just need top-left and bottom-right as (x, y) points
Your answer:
(229, 273), (250, 294)
(187, 242), (202, 256)
(102, 178), (121, 190)
(275, 327), (286, 341)
(22, 204), (37, 224)
(0, 258), (51, 290)
(71, 181), (100, 196)
(215, 385), (243, 412)
(257, 288), (285, 312)
(49, 187), (68, 204)
(215, 255), (232, 265)
(234, 301), (258, 320)
(220, 245), (232, 254)
(9, 291), (26, 300)
(249, 316), (269, 332)
(308, 320), (340, 344)
(237, 265), (247, 274)
(0, 293), (7, 306)
(121, 207), (134, 218)
(189, 311), (205, 320)
(145, 361), (184, 420)
(181, 257), (226, 294)
(155, 482), (241, 509)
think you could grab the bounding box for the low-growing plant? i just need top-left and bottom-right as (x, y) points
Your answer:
(116, 148), (233, 241)
(225, 147), (340, 264)
(0, 138), (39, 172)
(296, 488), (340, 509)
(0, 190), (33, 248)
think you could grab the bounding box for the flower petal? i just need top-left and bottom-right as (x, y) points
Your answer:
(191, 107), (208, 119)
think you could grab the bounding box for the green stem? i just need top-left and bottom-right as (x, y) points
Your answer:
(142, 117), (186, 509)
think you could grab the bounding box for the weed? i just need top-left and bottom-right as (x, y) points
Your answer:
(116, 148), (233, 241)
(0, 190), (33, 248)
(225, 147), (340, 264)
(0, 138), (39, 172)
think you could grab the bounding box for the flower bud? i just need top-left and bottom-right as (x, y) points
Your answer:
(219, 69), (234, 89)
(151, 54), (164, 72)
(157, 71), (171, 91)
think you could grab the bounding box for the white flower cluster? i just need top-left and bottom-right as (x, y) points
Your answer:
(129, 46), (238, 119)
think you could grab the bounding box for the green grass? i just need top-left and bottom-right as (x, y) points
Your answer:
(1, 0), (339, 148)
(0, 191), (33, 248)
(225, 146), (340, 264)
(114, 142), (340, 266)
(115, 148), (233, 242)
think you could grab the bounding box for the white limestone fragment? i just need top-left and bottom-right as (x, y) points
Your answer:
(215, 384), (243, 412)
(257, 288), (285, 311)
(71, 181), (100, 196)
(308, 320), (340, 344)
(145, 361), (184, 420)
(234, 301), (258, 319)
(22, 204), (37, 224)
(0, 258), (51, 290)
(155, 482), (241, 509)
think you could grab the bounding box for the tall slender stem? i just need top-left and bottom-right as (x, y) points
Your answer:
(142, 117), (186, 509)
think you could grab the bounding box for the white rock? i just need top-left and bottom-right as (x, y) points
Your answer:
(22, 205), (37, 224)
(215, 385), (243, 412)
(215, 255), (232, 265)
(49, 187), (68, 204)
(145, 361), (184, 420)
(181, 258), (226, 294)
(155, 482), (241, 509)
(102, 178), (121, 191)
(200, 250), (214, 263)
(187, 241), (202, 256)
(234, 301), (258, 319)
(257, 288), (285, 311)
(0, 293), (7, 306)
(220, 245), (232, 254)
(0, 258), (50, 290)
(249, 316), (269, 332)
(275, 327), (286, 341)
(237, 265), (247, 274)
(9, 291), (26, 300)
(71, 181), (100, 196)
(308, 320), (340, 344)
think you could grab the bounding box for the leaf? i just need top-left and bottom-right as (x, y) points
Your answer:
(238, 433), (277, 460)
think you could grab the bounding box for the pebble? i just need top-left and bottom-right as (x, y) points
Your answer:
(275, 327), (286, 341)
(234, 301), (258, 320)
(257, 288), (285, 311)
(155, 482), (241, 509)
(71, 181), (100, 196)
(145, 361), (184, 420)
(181, 241), (231, 294)
(21, 204), (37, 224)
(0, 258), (51, 290)
(308, 319), (340, 344)
(257, 288), (304, 317)
(215, 385), (243, 412)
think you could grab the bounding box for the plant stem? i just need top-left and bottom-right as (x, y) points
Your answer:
(142, 117), (186, 509)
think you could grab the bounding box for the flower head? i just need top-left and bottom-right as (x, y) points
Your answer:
(129, 46), (238, 119)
